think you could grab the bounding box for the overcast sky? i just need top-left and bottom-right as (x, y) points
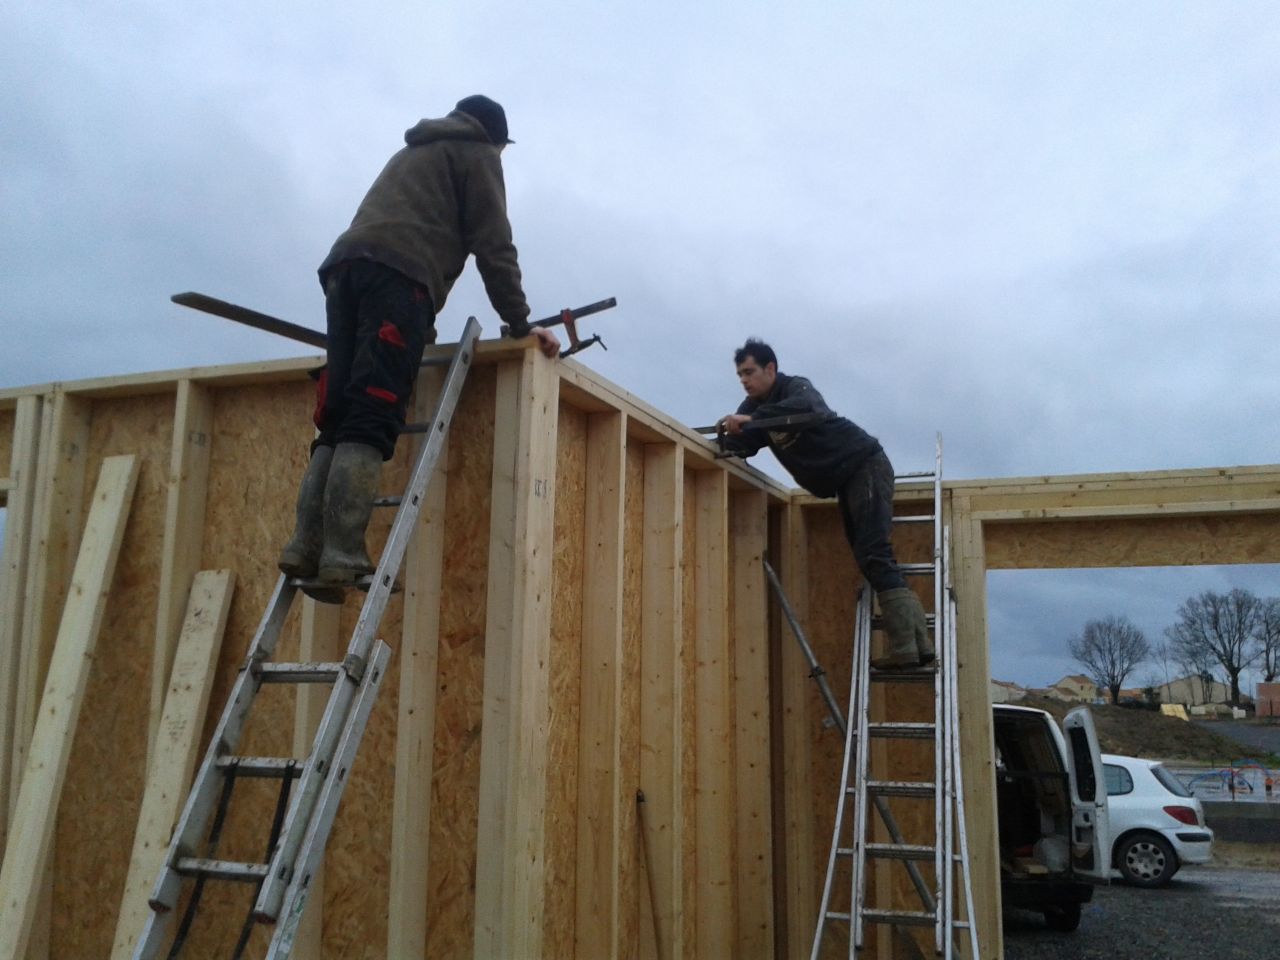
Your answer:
(2, 2), (1276, 687)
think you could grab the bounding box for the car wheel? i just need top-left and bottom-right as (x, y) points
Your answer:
(1117, 833), (1178, 887)
(1043, 903), (1081, 932)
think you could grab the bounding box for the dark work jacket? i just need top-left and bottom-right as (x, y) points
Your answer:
(319, 111), (531, 334)
(724, 373), (882, 497)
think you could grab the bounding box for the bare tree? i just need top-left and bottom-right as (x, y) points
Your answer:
(1255, 597), (1280, 683)
(1165, 588), (1260, 705)
(1069, 615), (1151, 704)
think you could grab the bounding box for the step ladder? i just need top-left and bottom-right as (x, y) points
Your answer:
(133, 317), (481, 960)
(792, 437), (979, 958)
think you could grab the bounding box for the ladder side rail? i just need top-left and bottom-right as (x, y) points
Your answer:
(764, 558), (846, 737)
(142, 578), (297, 924)
(266, 640), (392, 959)
(850, 590), (874, 954)
(255, 319), (479, 921)
(932, 438), (947, 957)
(809, 612), (864, 960)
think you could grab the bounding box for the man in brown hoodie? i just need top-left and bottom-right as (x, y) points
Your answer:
(279, 95), (558, 598)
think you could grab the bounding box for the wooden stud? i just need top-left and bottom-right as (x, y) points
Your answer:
(573, 410), (627, 959)
(111, 568), (234, 959)
(951, 499), (1000, 960)
(11, 391), (91, 818)
(0, 454), (139, 959)
(149, 380), (213, 764)
(474, 352), (559, 959)
(778, 502), (815, 960)
(730, 489), (773, 958)
(0, 396), (41, 843)
(638, 442), (684, 960)
(692, 470), (733, 956)
(388, 367), (448, 958)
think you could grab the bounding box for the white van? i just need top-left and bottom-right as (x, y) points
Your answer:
(992, 704), (1111, 931)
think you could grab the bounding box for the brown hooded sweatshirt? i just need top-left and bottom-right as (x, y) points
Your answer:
(318, 110), (531, 335)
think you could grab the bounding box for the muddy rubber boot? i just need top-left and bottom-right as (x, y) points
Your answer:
(871, 587), (933, 670)
(278, 445), (334, 578)
(317, 442), (382, 586)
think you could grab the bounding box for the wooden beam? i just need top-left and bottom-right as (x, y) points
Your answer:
(111, 568), (234, 959)
(150, 380), (213, 763)
(0, 396), (41, 843)
(638, 442), (684, 960)
(730, 489), (773, 958)
(778, 502), (815, 960)
(692, 471), (733, 956)
(11, 391), (91, 817)
(474, 352), (559, 959)
(574, 410), (627, 959)
(0, 454), (139, 959)
(951, 498), (1001, 960)
(388, 368), (448, 958)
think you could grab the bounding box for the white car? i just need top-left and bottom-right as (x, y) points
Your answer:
(1102, 753), (1214, 886)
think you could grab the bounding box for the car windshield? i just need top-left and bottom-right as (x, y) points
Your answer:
(1152, 763), (1193, 798)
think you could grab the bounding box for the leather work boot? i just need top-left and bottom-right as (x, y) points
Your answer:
(871, 587), (935, 670)
(317, 442), (382, 587)
(278, 445), (334, 578)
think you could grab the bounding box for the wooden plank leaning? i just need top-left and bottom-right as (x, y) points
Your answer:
(0, 453), (140, 959)
(111, 568), (235, 959)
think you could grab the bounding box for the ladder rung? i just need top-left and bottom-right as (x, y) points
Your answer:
(866, 842), (936, 861)
(824, 910), (852, 922)
(895, 470), (935, 480)
(862, 908), (936, 927)
(864, 780), (936, 798)
(175, 857), (270, 883)
(373, 495), (403, 508)
(870, 665), (938, 684)
(898, 562), (936, 575)
(871, 613), (937, 630)
(255, 662), (344, 684)
(868, 722), (936, 740)
(892, 514), (936, 524)
(216, 757), (304, 778)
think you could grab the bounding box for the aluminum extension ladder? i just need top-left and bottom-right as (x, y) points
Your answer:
(133, 317), (480, 959)
(771, 436), (979, 958)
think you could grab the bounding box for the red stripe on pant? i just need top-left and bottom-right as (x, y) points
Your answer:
(365, 385), (398, 404)
(378, 321), (407, 347)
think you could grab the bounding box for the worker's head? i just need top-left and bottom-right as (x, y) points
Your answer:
(734, 338), (777, 400)
(456, 95), (514, 147)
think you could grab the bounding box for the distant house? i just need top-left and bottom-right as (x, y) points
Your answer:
(1156, 674), (1252, 707)
(1045, 674), (1097, 702)
(989, 679), (1027, 704)
(1258, 683), (1280, 718)
(1116, 687), (1147, 704)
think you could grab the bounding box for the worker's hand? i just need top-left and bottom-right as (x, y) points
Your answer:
(720, 414), (752, 436)
(531, 327), (561, 358)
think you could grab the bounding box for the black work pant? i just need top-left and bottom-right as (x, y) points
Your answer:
(835, 450), (907, 593)
(313, 260), (435, 460)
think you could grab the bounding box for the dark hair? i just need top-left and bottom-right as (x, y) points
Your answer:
(734, 338), (776, 369)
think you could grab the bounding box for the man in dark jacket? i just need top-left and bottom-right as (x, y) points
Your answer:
(719, 338), (933, 668)
(279, 95), (558, 598)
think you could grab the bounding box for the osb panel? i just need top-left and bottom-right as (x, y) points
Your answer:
(52, 393), (173, 959)
(424, 364), (497, 958)
(984, 514), (1280, 569)
(542, 402), (586, 956)
(620, 439), (645, 957)
(680, 474), (698, 955)
(801, 500), (937, 959)
(0, 406), (14, 479)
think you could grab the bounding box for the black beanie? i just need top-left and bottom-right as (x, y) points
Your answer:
(455, 95), (514, 145)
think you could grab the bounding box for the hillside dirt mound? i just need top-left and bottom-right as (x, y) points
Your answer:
(1016, 695), (1278, 764)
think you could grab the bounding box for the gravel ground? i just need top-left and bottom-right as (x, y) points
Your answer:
(1004, 864), (1280, 960)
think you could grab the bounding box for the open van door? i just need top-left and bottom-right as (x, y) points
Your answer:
(1062, 707), (1110, 881)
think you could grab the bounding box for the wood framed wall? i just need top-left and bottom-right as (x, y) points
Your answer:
(3, 348), (1275, 959)
(0, 340), (790, 959)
